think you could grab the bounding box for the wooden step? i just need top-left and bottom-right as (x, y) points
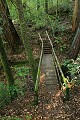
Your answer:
(43, 52), (52, 54)
(43, 45), (50, 47)
(43, 48), (51, 50)
(43, 42), (50, 44)
(43, 49), (52, 53)
(43, 49), (51, 51)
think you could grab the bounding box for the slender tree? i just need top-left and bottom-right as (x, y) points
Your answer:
(72, 0), (80, 32)
(15, 0), (37, 83)
(45, 0), (48, 13)
(70, 0), (80, 59)
(0, 0), (21, 53)
(56, 0), (59, 17)
(76, 0), (80, 29)
(0, 36), (17, 100)
(37, 0), (40, 10)
(69, 23), (80, 60)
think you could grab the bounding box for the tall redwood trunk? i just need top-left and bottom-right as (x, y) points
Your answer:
(0, 0), (20, 53)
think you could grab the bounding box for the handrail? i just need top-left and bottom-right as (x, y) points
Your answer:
(34, 33), (43, 104)
(46, 31), (69, 99)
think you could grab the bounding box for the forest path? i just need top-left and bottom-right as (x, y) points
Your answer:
(0, 56), (80, 120)
(40, 54), (58, 93)
(0, 32), (80, 120)
(36, 54), (59, 119)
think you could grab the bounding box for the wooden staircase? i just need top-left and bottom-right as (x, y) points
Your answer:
(38, 33), (58, 106)
(43, 38), (52, 54)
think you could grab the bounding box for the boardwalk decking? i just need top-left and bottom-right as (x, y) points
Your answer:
(37, 54), (59, 119)
(42, 54), (58, 90)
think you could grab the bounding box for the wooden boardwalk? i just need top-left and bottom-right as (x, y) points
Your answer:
(40, 32), (58, 94)
(37, 54), (59, 119)
(40, 53), (58, 95)
(42, 54), (58, 89)
(38, 32), (59, 105)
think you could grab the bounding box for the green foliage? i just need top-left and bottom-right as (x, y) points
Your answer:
(54, 36), (67, 52)
(14, 78), (27, 96)
(62, 58), (80, 79)
(0, 82), (24, 108)
(1, 116), (22, 120)
(1, 114), (32, 120)
(49, 0), (72, 15)
(33, 11), (47, 29)
(13, 66), (30, 96)
(0, 27), (3, 34)
(7, 0), (18, 20)
(0, 66), (30, 107)
(47, 15), (67, 36)
(6, 0), (73, 30)
(0, 82), (11, 108)
(26, 114), (32, 120)
(24, 6), (47, 29)
(14, 66), (30, 77)
(0, 59), (2, 66)
(59, 1), (72, 13)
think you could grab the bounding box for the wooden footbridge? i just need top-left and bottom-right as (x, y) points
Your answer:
(34, 31), (70, 105)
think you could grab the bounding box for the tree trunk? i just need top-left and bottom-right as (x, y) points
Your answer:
(72, 0), (80, 32)
(0, 36), (17, 100)
(76, 0), (80, 28)
(45, 0), (48, 13)
(69, 24), (80, 60)
(0, 0), (21, 53)
(37, 0), (40, 10)
(56, 0), (59, 17)
(15, 0), (37, 83)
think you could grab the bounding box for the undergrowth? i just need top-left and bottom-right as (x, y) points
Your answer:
(1, 113), (32, 120)
(62, 56), (80, 86)
(7, 0), (73, 29)
(0, 66), (30, 108)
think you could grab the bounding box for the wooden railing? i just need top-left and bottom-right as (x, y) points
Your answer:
(34, 31), (70, 105)
(34, 33), (43, 104)
(46, 31), (70, 100)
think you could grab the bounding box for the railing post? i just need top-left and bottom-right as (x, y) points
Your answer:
(65, 87), (70, 100)
(46, 30), (70, 101)
(34, 91), (38, 105)
(34, 33), (43, 105)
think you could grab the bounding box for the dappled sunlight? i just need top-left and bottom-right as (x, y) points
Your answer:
(40, 73), (45, 83)
(45, 105), (51, 110)
(55, 90), (62, 97)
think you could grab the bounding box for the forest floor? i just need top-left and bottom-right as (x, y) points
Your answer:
(0, 15), (80, 120)
(0, 75), (80, 120)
